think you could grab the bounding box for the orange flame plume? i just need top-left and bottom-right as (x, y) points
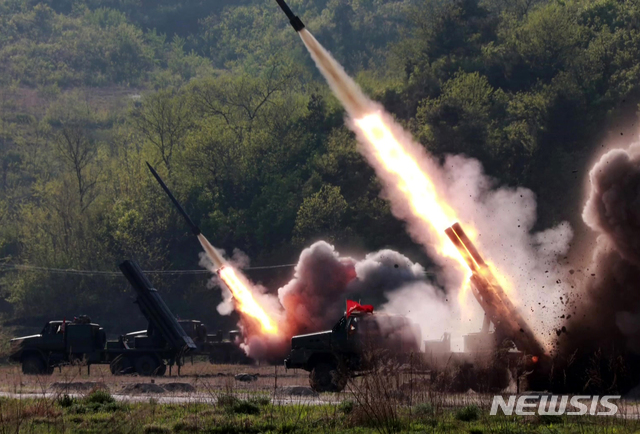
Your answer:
(197, 234), (278, 335)
(354, 113), (469, 271)
(218, 266), (278, 335)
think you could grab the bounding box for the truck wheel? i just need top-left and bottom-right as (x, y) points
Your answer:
(309, 362), (348, 393)
(135, 355), (161, 376)
(22, 355), (48, 375)
(110, 356), (133, 375)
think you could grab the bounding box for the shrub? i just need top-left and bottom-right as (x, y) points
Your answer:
(143, 424), (171, 434)
(455, 405), (479, 422)
(85, 389), (115, 405)
(538, 414), (563, 425)
(217, 394), (239, 408)
(339, 400), (354, 414)
(413, 402), (433, 418)
(101, 401), (125, 412)
(248, 396), (271, 406)
(69, 403), (88, 414)
(469, 429), (483, 434)
(57, 394), (75, 408)
(173, 421), (199, 433)
(231, 400), (260, 415)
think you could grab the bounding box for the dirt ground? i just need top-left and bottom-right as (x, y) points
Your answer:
(0, 360), (311, 397)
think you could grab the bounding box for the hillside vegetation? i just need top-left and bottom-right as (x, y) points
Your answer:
(1, 0), (639, 336)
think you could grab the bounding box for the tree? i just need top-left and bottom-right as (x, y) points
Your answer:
(54, 123), (99, 211)
(293, 185), (349, 244)
(131, 89), (193, 172)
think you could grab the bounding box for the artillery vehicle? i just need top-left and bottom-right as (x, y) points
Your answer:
(285, 307), (421, 392)
(286, 223), (549, 393)
(124, 322), (253, 365)
(419, 222), (549, 392)
(9, 260), (197, 376)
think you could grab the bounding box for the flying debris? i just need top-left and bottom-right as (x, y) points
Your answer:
(275, 0), (305, 31)
(146, 162), (201, 236)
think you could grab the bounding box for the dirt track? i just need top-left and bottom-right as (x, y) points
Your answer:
(0, 361), (337, 404)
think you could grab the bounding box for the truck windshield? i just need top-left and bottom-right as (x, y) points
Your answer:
(42, 323), (61, 335)
(332, 316), (347, 333)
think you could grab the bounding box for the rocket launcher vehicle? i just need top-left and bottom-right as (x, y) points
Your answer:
(445, 223), (547, 363)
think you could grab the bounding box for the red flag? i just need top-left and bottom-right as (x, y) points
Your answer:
(346, 300), (374, 317)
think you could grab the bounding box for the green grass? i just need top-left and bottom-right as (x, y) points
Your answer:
(0, 397), (636, 433)
(455, 404), (480, 421)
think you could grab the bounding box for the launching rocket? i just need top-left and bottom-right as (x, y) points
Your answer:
(275, 0), (305, 31)
(146, 162), (226, 269)
(146, 162), (201, 236)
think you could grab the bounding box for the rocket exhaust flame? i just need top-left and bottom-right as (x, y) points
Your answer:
(146, 162), (278, 336)
(196, 222), (278, 335)
(298, 30), (467, 267)
(217, 265), (278, 334)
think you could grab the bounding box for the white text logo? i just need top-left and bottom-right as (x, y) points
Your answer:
(490, 395), (620, 416)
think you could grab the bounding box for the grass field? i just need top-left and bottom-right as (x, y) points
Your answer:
(0, 362), (639, 433)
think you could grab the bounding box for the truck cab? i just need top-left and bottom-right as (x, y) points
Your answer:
(285, 312), (421, 392)
(10, 318), (106, 375)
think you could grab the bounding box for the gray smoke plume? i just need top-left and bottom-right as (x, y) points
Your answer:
(278, 241), (357, 336)
(583, 143), (640, 266)
(277, 241), (440, 342)
(571, 143), (640, 348)
(551, 141), (640, 392)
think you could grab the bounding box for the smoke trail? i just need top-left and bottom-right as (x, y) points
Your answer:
(298, 29), (572, 346)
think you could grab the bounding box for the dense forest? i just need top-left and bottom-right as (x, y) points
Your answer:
(0, 0), (639, 343)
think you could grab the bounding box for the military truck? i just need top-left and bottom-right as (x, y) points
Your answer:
(124, 322), (253, 365)
(199, 329), (253, 364)
(9, 260), (197, 375)
(284, 311), (421, 392)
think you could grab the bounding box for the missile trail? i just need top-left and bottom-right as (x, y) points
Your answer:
(146, 162), (277, 333)
(276, 0), (551, 350)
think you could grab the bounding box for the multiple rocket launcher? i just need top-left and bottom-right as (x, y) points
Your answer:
(445, 222), (546, 362)
(148, 0), (548, 365)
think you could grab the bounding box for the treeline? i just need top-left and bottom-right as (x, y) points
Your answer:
(0, 0), (639, 339)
